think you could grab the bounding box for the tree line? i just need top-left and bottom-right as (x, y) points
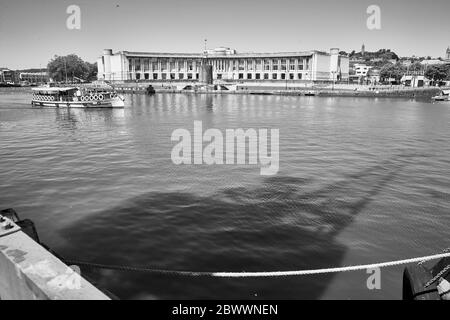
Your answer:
(47, 54), (97, 83)
(379, 62), (450, 83)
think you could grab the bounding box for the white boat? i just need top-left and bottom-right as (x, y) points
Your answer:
(432, 89), (450, 102)
(31, 87), (125, 108)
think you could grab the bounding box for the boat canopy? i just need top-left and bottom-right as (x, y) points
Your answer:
(32, 87), (78, 93)
(441, 90), (450, 95)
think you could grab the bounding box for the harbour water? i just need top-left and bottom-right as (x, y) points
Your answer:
(1, 88), (449, 299)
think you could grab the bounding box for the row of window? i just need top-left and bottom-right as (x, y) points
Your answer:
(235, 73), (305, 80)
(128, 58), (310, 73)
(134, 73), (200, 80)
(131, 72), (306, 80)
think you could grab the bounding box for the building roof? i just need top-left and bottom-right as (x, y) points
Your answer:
(118, 50), (319, 59)
(420, 59), (446, 65)
(367, 68), (381, 76)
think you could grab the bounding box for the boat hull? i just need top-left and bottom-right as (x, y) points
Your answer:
(432, 97), (449, 102)
(31, 97), (124, 108)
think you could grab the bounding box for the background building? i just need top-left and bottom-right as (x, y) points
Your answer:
(0, 69), (16, 84)
(19, 72), (49, 84)
(97, 47), (349, 83)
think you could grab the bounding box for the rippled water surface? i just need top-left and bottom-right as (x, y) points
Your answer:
(1, 87), (449, 299)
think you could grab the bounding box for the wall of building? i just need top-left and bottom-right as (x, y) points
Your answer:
(97, 48), (349, 84)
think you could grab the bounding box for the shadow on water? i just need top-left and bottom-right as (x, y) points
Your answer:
(59, 157), (407, 299)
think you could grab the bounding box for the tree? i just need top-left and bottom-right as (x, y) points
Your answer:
(425, 64), (450, 82)
(47, 54), (95, 82)
(380, 62), (406, 82)
(85, 62), (98, 82)
(408, 62), (423, 72)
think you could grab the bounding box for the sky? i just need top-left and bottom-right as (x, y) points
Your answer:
(0, 0), (449, 69)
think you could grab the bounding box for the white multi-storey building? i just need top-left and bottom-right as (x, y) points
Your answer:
(97, 47), (349, 83)
(353, 64), (372, 77)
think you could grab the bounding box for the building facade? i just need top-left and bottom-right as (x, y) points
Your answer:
(0, 69), (16, 84)
(97, 47), (349, 83)
(353, 64), (372, 77)
(19, 72), (49, 84)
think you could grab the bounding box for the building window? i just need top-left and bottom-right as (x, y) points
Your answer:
(144, 73), (149, 80)
(239, 73), (244, 79)
(298, 73), (302, 80)
(187, 73), (193, 79)
(247, 60), (253, 71)
(152, 60), (158, 71)
(153, 73), (158, 80)
(188, 60), (194, 71)
(136, 73), (141, 80)
(273, 59), (280, 71)
(179, 73), (184, 80)
(289, 73), (294, 80)
(135, 60), (141, 72)
(255, 73), (260, 80)
(170, 73), (175, 80)
(161, 59), (168, 71)
(247, 73), (252, 80)
(289, 59), (296, 70)
(217, 74), (222, 79)
(272, 73), (277, 80)
(239, 60), (245, 71)
(196, 73), (199, 79)
(256, 60), (262, 71)
(264, 73), (269, 79)
(177, 60), (183, 71)
(281, 73), (286, 80)
(162, 73), (167, 80)
(281, 59), (286, 71)
(264, 59), (270, 71)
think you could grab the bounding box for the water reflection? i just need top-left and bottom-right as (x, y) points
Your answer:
(59, 157), (405, 299)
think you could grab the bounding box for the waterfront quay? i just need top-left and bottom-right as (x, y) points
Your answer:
(98, 47), (448, 99)
(112, 81), (444, 98)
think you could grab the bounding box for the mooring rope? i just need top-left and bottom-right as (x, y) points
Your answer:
(65, 251), (450, 278)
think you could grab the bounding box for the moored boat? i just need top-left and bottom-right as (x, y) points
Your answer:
(31, 86), (125, 108)
(432, 89), (450, 102)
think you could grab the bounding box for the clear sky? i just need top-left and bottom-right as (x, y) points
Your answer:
(1, 0), (449, 69)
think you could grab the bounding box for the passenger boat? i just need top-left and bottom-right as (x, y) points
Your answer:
(31, 86), (125, 108)
(431, 89), (450, 102)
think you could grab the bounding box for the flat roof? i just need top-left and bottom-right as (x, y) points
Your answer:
(117, 50), (322, 59)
